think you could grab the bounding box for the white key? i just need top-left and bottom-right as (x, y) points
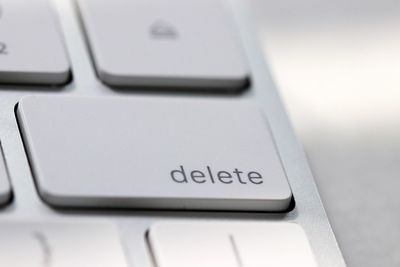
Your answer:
(150, 223), (239, 267)
(0, 221), (129, 267)
(234, 224), (318, 267)
(0, 0), (70, 85)
(149, 222), (318, 267)
(17, 95), (292, 211)
(77, 0), (249, 90)
(0, 143), (11, 205)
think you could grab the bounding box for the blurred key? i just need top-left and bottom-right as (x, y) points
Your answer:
(0, 0), (70, 85)
(149, 222), (318, 267)
(78, 0), (249, 90)
(149, 223), (240, 267)
(233, 224), (318, 267)
(0, 221), (129, 267)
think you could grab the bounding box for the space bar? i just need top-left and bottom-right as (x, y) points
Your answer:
(17, 95), (292, 211)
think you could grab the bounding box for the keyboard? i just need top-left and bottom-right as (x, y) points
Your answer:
(0, 0), (346, 266)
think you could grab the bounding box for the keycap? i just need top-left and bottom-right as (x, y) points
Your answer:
(77, 0), (249, 90)
(0, 143), (11, 205)
(0, 221), (129, 267)
(149, 222), (318, 267)
(0, 0), (70, 85)
(17, 95), (292, 211)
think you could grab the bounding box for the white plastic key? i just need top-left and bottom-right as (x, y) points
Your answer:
(77, 0), (249, 90)
(0, 143), (11, 205)
(0, 221), (129, 267)
(17, 95), (292, 211)
(0, 0), (70, 85)
(149, 222), (318, 267)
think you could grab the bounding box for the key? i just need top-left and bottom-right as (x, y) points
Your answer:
(17, 95), (292, 211)
(150, 223), (239, 267)
(0, 0), (70, 85)
(77, 0), (249, 90)
(149, 222), (318, 267)
(0, 221), (129, 267)
(0, 143), (11, 206)
(233, 224), (318, 267)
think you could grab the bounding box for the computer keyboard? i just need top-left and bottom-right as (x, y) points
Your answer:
(0, 0), (346, 266)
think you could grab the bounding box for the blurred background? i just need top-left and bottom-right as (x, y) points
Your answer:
(249, 0), (400, 266)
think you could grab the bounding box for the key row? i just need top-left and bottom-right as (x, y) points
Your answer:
(0, 221), (318, 267)
(0, 0), (249, 91)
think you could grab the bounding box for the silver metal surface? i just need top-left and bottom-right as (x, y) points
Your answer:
(252, 0), (400, 266)
(0, 0), (346, 266)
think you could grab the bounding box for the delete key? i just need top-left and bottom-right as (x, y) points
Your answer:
(17, 96), (292, 211)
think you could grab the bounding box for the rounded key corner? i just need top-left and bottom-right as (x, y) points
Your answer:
(240, 73), (252, 88)
(148, 221), (169, 235)
(0, 191), (13, 208)
(17, 95), (37, 105)
(285, 222), (308, 233)
(97, 67), (124, 87)
(279, 187), (295, 211)
(15, 96), (41, 116)
(254, 190), (294, 213)
(52, 68), (73, 86)
(0, 70), (72, 88)
(147, 221), (188, 244)
(147, 224), (158, 243)
(36, 185), (74, 209)
(222, 74), (251, 93)
(256, 197), (294, 214)
(34, 67), (73, 87)
(283, 193), (296, 213)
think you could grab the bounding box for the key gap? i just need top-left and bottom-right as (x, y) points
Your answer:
(229, 234), (244, 267)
